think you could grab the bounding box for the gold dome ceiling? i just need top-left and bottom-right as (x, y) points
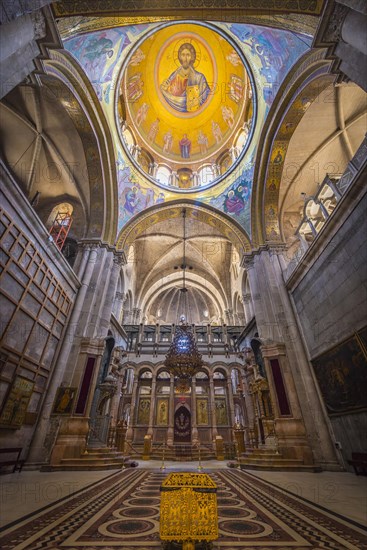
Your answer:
(117, 23), (254, 189)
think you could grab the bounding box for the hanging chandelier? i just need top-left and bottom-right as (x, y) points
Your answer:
(164, 209), (203, 392)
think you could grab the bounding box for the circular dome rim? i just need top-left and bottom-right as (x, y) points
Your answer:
(114, 19), (258, 193)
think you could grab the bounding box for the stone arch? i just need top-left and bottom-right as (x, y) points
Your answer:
(251, 50), (334, 245)
(37, 49), (119, 244)
(116, 200), (251, 255)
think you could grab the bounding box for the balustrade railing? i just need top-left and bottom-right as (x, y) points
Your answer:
(284, 136), (367, 280)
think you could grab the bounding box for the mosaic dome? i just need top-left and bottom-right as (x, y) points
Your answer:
(117, 22), (254, 190)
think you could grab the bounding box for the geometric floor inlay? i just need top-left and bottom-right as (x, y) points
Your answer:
(0, 468), (366, 549)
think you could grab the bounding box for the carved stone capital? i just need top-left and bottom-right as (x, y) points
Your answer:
(113, 251), (126, 266)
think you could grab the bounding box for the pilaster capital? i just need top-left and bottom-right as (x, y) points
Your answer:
(315, 2), (348, 44)
(80, 337), (106, 355)
(77, 239), (102, 252)
(113, 251), (126, 266)
(260, 342), (287, 358)
(241, 253), (255, 269)
(241, 243), (287, 268)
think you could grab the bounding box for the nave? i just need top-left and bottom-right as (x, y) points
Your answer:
(1, 464), (366, 549)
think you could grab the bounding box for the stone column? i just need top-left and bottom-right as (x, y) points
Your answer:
(226, 375), (236, 431)
(133, 308), (142, 324)
(209, 374), (218, 442)
(191, 377), (199, 445)
(0, 4), (53, 99)
(229, 146), (237, 162)
(242, 366), (255, 446)
(147, 373), (157, 436)
(167, 374), (175, 446)
(50, 337), (105, 465)
(192, 171), (199, 186)
(28, 243), (101, 464)
(126, 374), (139, 443)
(313, 1), (367, 92)
(241, 247), (339, 469)
(113, 291), (125, 321)
(72, 241), (89, 279)
(150, 162), (158, 178)
(224, 309), (233, 325)
(97, 252), (125, 337)
(133, 145), (141, 161)
(242, 293), (253, 323)
(207, 324), (212, 345)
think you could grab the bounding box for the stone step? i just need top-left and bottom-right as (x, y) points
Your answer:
(60, 457), (125, 466)
(242, 452), (283, 460)
(240, 457), (303, 465)
(238, 462), (322, 472)
(243, 448), (279, 455)
(83, 451), (125, 459)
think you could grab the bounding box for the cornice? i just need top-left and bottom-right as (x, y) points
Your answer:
(53, 1), (325, 18)
(56, 13), (320, 40)
(77, 238), (127, 264)
(240, 243), (287, 268)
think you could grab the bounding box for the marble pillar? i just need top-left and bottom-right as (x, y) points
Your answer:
(191, 377), (199, 445)
(242, 246), (340, 468)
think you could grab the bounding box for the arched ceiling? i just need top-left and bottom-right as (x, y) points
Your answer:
(120, 207), (243, 324)
(280, 81), (367, 245)
(4, 2), (364, 265)
(61, 18), (312, 239)
(0, 84), (89, 238)
(148, 286), (220, 325)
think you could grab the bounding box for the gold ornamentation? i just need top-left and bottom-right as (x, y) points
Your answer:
(160, 473), (218, 544)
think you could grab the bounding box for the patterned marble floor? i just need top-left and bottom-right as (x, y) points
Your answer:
(0, 468), (366, 549)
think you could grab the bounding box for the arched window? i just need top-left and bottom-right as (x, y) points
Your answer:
(47, 203), (74, 251)
(198, 164), (215, 185)
(139, 370), (153, 379)
(156, 165), (171, 186)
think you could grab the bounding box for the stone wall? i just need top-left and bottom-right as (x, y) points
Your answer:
(292, 191), (366, 359)
(0, 163), (79, 457)
(291, 189), (367, 470)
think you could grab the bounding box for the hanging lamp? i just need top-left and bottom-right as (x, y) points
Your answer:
(164, 209), (203, 392)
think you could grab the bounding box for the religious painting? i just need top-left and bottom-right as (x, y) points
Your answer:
(174, 405), (191, 442)
(156, 398), (169, 426)
(160, 41), (211, 113)
(137, 398), (151, 424)
(0, 375), (34, 428)
(311, 332), (367, 415)
(215, 398), (228, 426)
(52, 387), (76, 415)
(229, 74), (244, 103)
(197, 398), (209, 425)
(119, 22), (252, 171)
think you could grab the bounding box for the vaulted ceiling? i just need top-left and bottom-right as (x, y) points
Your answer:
(1, 2), (366, 325)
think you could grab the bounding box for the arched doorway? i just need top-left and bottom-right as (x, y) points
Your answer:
(174, 404), (191, 443)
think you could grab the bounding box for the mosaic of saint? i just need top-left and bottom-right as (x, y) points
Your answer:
(64, 21), (310, 232)
(160, 42), (211, 113)
(118, 23), (253, 176)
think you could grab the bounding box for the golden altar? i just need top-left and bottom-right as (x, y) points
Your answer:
(160, 472), (218, 550)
